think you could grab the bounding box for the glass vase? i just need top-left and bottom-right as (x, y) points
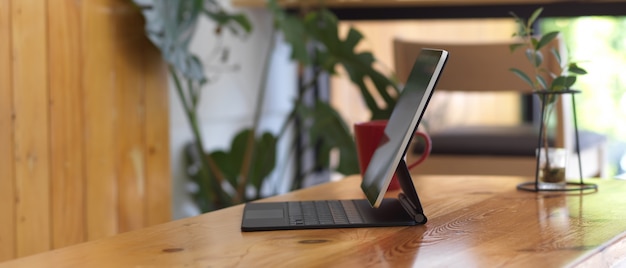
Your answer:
(537, 147), (567, 190)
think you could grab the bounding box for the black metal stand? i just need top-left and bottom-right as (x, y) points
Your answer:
(517, 89), (598, 192)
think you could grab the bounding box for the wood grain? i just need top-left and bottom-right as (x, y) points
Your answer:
(11, 0), (51, 257)
(0, 0), (171, 260)
(112, 0), (146, 233)
(47, 0), (86, 249)
(143, 44), (172, 226)
(1, 175), (624, 267)
(82, 0), (119, 240)
(0, 0), (15, 262)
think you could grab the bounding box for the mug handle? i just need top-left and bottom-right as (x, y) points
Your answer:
(407, 131), (432, 170)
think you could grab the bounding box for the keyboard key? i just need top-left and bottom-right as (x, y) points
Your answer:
(328, 200), (349, 225)
(287, 200), (364, 226)
(341, 200), (364, 224)
(315, 201), (334, 225)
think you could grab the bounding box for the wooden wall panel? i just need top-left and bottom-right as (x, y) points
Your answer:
(144, 47), (171, 226)
(48, 0), (86, 249)
(0, 0), (171, 261)
(82, 0), (120, 240)
(0, 0), (15, 262)
(113, 1), (146, 232)
(12, 0), (51, 257)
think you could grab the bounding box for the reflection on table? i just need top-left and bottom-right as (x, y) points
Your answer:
(1, 175), (626, 267)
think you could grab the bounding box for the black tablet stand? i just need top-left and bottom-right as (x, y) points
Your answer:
(396, 159), (427, 223)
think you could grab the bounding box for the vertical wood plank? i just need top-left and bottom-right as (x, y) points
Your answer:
(47, 0), (86, 248)
(0, 0), (16, 262)
(144, 45), (171, 225)
(11, 0), (51, 257)
(0, 0), (171, 259)
(113, 1), (146, 232)
(83, 0), (118, 240)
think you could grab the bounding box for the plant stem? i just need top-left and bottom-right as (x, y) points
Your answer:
(541, 99), (553, 174)
(236, 27), (278, 201)
(169, 66), (231, 210)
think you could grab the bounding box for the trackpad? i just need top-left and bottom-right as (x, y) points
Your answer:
(242, 203), (289, 229)
(245, 209), (283, 219)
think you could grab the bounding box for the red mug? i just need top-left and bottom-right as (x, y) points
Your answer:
(354, 120), (431, 191)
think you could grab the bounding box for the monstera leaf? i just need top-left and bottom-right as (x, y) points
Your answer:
(209, 129), (277, 197)
(185, 128), (277, 209)
(268, 1), (398, 180)
(133, 0), (251, 83)
(306, 10), (399, 120)
(267, 0), (311, 65)
(295, 100), (359, 175)
(134, 0), (257, 211)
(133, 0), (206, 82)
(269, 3), (399, 121)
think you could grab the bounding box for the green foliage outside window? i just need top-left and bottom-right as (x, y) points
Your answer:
(541, 16), (626, 176)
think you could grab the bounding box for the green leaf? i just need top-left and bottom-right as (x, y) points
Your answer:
(569, 63), (588, 75)
(510, 68), (534, 88)
(536, 75), (548, 90)
(207, 128), (277, 193)
(272, 10), (310, 64)
(525, 49), (543, 67)
(206, 129), (252, 189)
(345, 28), (364, 52)
(133, 0), (251, 84)
(210, 150), (238, 188)
(536, 31), (559, 50)
(509, 11), (520, 20)
(316, 50), (339, 74)
(231, 14), (253, 33)
(563, 75), (577, 88)
(188, 55), (207, 84)
(204, 10), (252, 34)
(268, 0), (398, 177)
(550, 47), (562, 66)
(133, 0), (205, 82)
(509, 43), (525, 53)
(299, 101), (359, 175)
(229, 129), (252, 174)
(527, 7), (544, 28)
(340, 50), (398, 119)
(551, 75), (577, 91)
(530, 37), (539, 49)
(249, 132), (277, 190)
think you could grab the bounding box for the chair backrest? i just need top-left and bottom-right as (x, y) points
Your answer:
(394, 38), (560, 93)
(393, 37), (571, 149)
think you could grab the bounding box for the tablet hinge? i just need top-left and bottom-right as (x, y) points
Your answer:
(398, 193), (427, 224)
(396, 160), (427, 224)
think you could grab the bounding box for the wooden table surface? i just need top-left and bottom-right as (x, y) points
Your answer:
(1, 175), (626, 267)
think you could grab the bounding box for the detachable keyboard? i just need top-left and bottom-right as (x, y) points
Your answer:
(241, 198), (419, 231)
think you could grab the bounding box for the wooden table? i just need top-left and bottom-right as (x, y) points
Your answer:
(1, 175), (626, 267)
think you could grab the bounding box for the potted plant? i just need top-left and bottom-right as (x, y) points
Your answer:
(266, 0), (401, 190)
(509, 7), (587, 188)
(133, 0), (401, 212)
(133, 0), (268, 211)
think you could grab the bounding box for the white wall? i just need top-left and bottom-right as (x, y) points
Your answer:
(169, 6), (297, 219)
